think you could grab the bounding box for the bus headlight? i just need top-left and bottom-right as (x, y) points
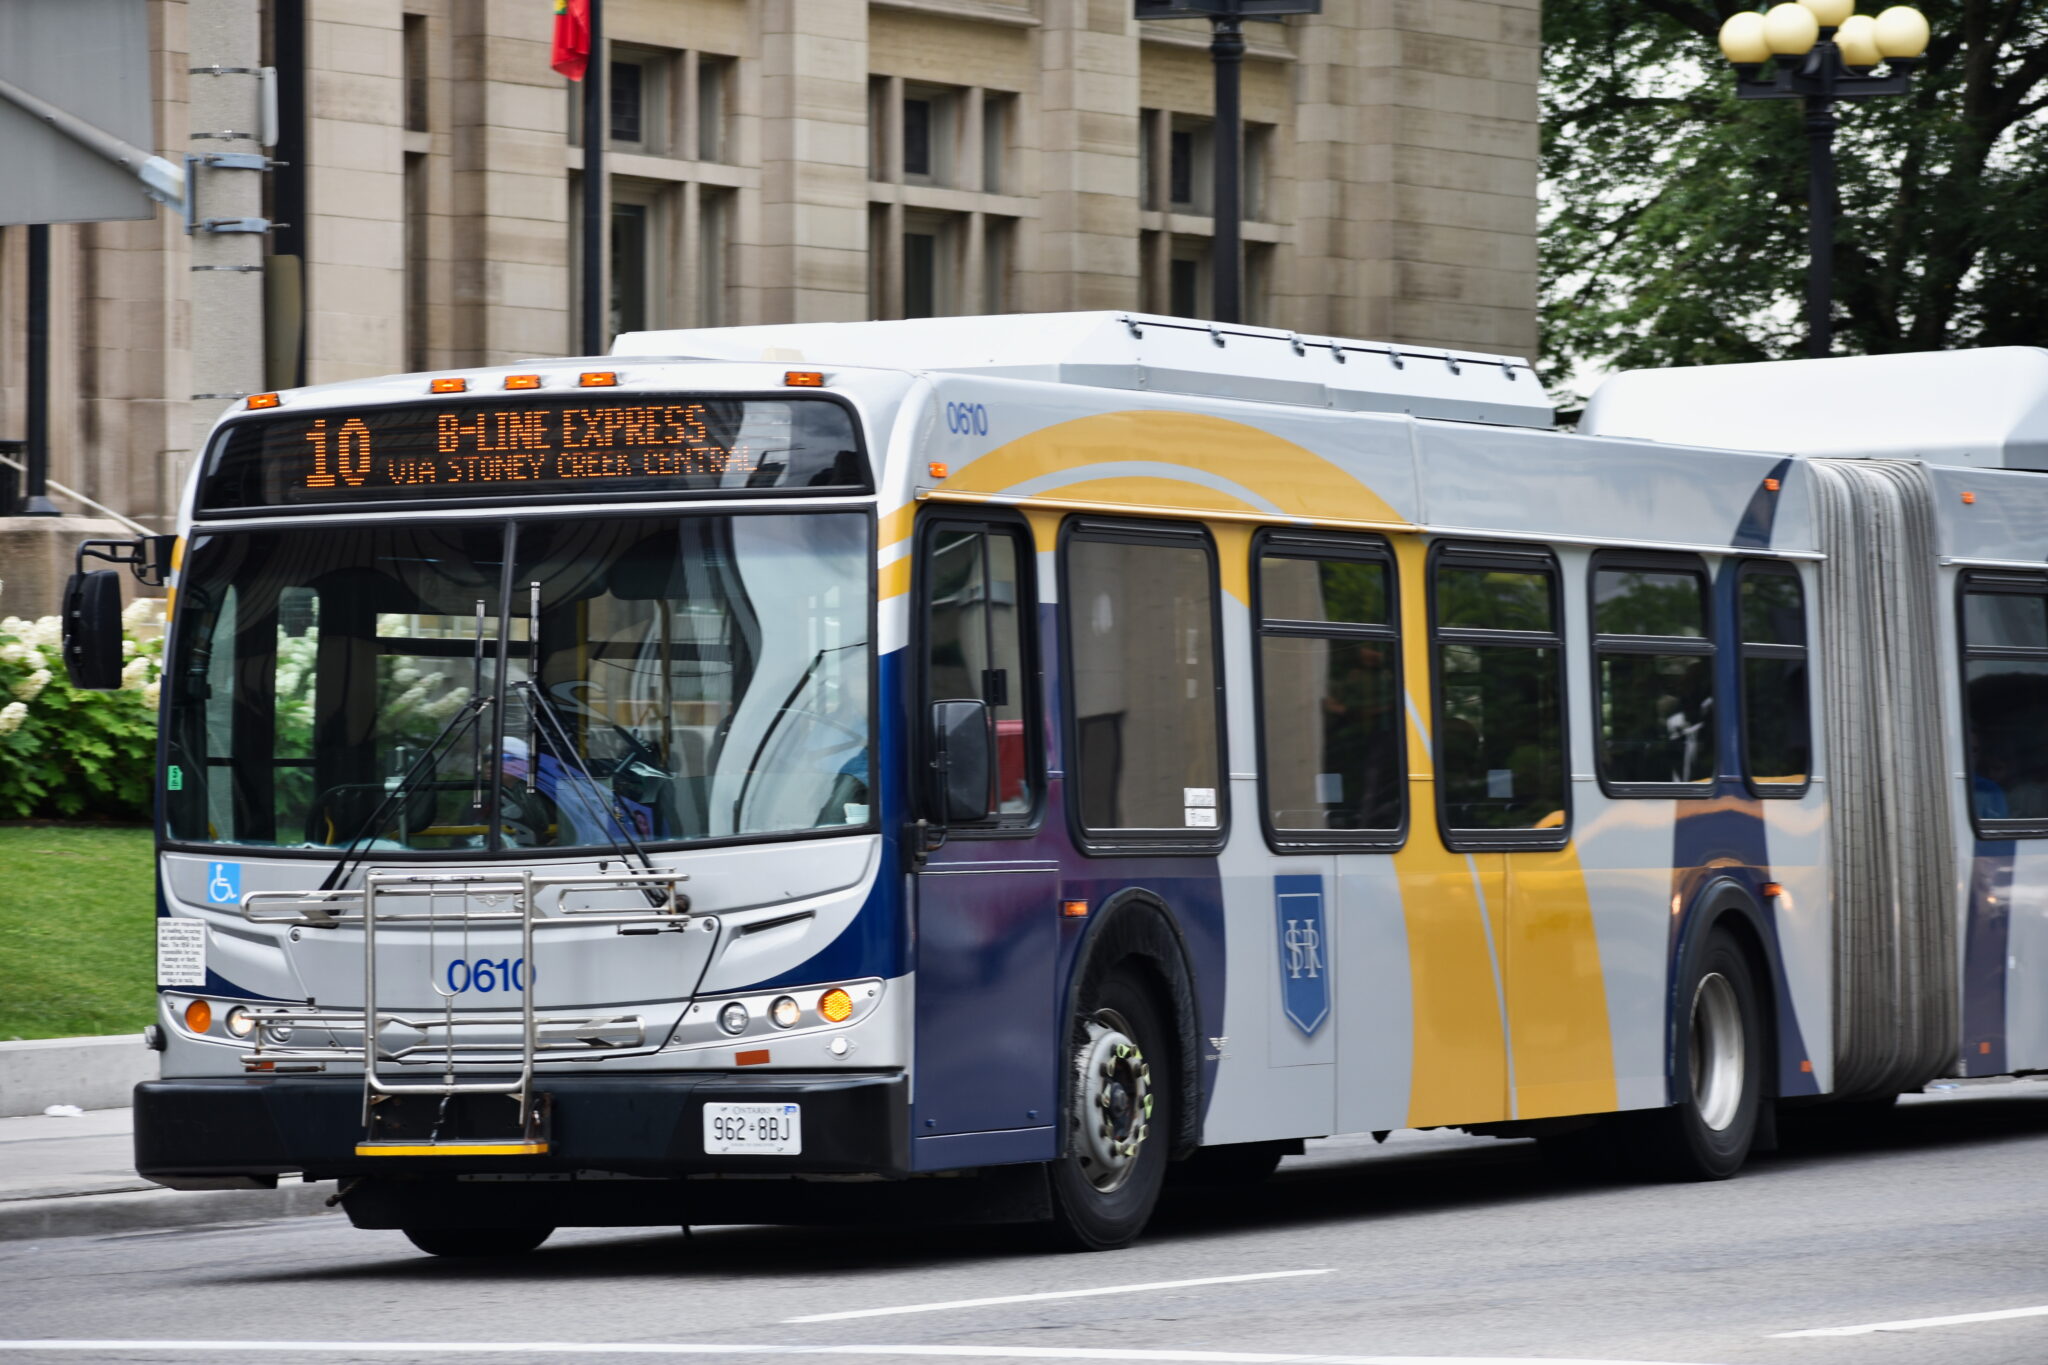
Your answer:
(718, 1002), (750, 1035)
(225, 1007), (257, 1037)
(769, 997), (801, 1029)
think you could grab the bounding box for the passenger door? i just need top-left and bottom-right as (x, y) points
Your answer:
(910, 517), (1059, 1152)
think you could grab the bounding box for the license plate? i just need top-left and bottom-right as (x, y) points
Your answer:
(703, 1101), (802, 1155)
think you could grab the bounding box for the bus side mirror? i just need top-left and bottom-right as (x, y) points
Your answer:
(929, 698), (995, 824)
(61, 570), (125, 690)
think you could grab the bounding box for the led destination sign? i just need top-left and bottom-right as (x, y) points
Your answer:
(199, 394), (865, 510)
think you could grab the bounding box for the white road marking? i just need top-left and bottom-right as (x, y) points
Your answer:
(785, 1268), (1335, 1322)
(0, 1345), (1730, 1365)
(1772, 1302), (2048, 1337)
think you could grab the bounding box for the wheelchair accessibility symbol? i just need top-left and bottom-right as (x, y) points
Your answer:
(205, 863), (241, 906)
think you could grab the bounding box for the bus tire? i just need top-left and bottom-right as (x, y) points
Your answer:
(1045, 970), (1170, 1251)
(1634, 931), (1765, 1181)
(401, 1225), (553, 1258)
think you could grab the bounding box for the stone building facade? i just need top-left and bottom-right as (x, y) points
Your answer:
(0, 0), (1538, 532)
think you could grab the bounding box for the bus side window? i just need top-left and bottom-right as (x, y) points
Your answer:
(1959, 572), (2048, 833)
(1590, 555), (1716, 794)
(1737, 562), (1811, 795)
(923, 521), (1037, 821)
(1062, 521), (1225, 843)
(1429, 545), (1569, 848)
(1253, 533), (1404, 848)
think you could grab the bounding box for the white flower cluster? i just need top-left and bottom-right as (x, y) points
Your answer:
(0, 616), (59, 653)
(0, 701), (25, 737)
(11, 669), (51, 704)
(120, 656), (154, 690)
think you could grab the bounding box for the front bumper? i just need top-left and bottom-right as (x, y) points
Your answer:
(134, 1071), (911, 1184)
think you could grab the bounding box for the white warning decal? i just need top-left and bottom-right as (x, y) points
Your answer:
(157, 919), (207, 988)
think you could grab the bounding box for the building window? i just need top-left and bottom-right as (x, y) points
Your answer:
(904, 230), (937, 318)
(610, 200), (650, 337)
(904, 95), (934, 178)
(1169, 118), (1212, 212)
(1169, 250), (1205, 318)
(402, 13), (428, 133)
(1255, 533), (1403, 846)
(1591, 557), (1716, 793)
(1961, 573), (2048, 831)
(923, 520), (1039, 823)
(1737, 562), (1811, 794)
(1431, 545), (1569, 847)
(1064, 522), (1224, 842)
(1245, 121), (1275, 221)
(404, 151), (428, 371)
(610, 60), (643, 143)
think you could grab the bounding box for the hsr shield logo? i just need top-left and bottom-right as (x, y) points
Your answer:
(1274, 873), (1329, 1036)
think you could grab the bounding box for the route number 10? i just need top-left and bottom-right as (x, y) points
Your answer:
(305, 417), (374, 488)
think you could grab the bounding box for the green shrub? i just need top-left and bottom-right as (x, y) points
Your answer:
(0, 602), (163, 821)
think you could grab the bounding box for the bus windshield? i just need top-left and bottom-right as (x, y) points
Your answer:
(163, 511), (871, 854)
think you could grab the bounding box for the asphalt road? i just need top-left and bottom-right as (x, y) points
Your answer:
(4, 1084), (2047, 1365)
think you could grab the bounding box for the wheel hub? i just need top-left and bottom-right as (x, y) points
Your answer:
(1691, 971), (1745, 1132)
(1075, 1010), (1153, 1192)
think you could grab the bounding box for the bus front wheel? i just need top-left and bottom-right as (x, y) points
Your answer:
(1045, 971), (1170, 1250)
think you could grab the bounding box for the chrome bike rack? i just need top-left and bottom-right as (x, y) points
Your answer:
(239, 867), (698, 1155)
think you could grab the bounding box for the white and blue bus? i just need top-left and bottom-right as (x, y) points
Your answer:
(62, 315), (2048, 1255)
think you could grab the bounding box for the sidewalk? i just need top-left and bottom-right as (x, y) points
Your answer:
(0, 1107), (337, 1241)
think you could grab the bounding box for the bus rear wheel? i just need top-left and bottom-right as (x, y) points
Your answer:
(1045, 971), (1170, 1251)
(401, 1225), (553, 1258)
(1633, 932), (1765, 1181)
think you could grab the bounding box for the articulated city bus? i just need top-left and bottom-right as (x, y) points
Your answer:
(61, 314), (2048, 1256)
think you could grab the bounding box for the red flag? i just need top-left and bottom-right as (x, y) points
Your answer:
(551, 0), (590, 81)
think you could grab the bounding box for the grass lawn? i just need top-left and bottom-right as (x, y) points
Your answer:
(0, 824), (156, 1040)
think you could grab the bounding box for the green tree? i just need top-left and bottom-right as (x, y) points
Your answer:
(1542, 0), (2048, 396)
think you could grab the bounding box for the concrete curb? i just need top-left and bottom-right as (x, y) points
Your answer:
(0, 1035), (155, 1117)
(0, 1181), (340, 1242)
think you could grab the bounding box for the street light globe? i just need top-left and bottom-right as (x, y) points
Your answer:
(1798, 0), (1855, 28)
(1719, 11), (1774, 62)
(1836, 13), (1882, 64)
(1874, 5), (1931, 56)
(1720, 10), (1769, 61)
(1763, 2), (1821, 54)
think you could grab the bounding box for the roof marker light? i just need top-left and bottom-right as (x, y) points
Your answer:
(245, 393), (280, 410)
(579, 371), (618, 388)
(784, 370), (825, 387)
(504, 374), (542, 390)
(430, 377), (467, 394)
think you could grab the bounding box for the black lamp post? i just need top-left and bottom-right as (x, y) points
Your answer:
(1717, 0), (1931, 357)
(1134, 0), (1320, 324)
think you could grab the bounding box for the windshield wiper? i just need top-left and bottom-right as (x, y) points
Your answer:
(515, 678), (666, 907)
(317, 694), (489, 894)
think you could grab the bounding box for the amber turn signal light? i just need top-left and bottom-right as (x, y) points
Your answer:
(818, 988), (854, 1023)
(184, 999), (213, 1034)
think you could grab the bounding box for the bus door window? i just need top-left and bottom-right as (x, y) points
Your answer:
(1252, 533), (1404, 848)
(1590, 556), (1717, 794)
(1429, 546), (1569, 848)
(1061, 521), (1225, 845)
(1960, 572), (2048, 832)
(1737, 563), (1812, 795)
(922, 520), (1038, 822)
